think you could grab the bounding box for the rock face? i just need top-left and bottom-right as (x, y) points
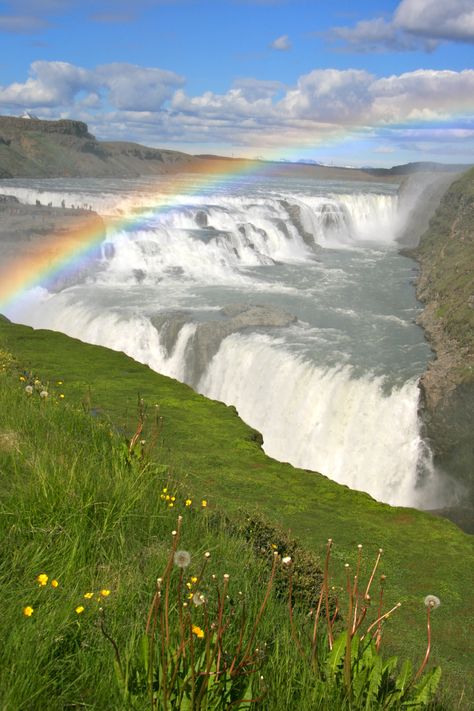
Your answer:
(410, 168), (474, 529)
(151, 303), (297, 385)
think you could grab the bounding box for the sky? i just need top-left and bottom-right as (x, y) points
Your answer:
(0, 0), (473, 166)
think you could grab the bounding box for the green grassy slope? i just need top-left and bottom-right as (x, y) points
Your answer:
(415, 167), (474, 364)
(1, 315), (473, 706)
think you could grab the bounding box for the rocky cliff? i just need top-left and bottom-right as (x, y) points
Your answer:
(0, 116), (197, 178)
(410, 168), (474, 530)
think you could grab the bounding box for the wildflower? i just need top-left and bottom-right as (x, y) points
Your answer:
(165, 495), (170, 501)
(191, 576), (198, 584)
(23, 606), (34, 617)
(424, 595), (441, 610)
(57, 381), (63, 385)
(168, 502), (174, 508)
(25, 385), (33, 395)
(39, 390), (48, 399)
(193, 592), (206, 606)
(201, 499), (207, 508)
(171, 496), (176, 502)
(192, 624), (204, 638)
(75, 606), (85, 614)
(185, 499), (192, 507)
(59, 394), (65, 399)
(187, 592), (193, 599)
(19, 376), (26, 382)
(160, 494), (165, 500)
(204, 551), (211, 559)
(174, 550), (191, 568)
(84, 592), (94, 599)
(186, 582), (192, 589)
(162, 487), (168, 494)
(100, 589), (111, 597)
(37, 573), (48, 586)
(51, 579), (59, 588)
(282, 556), (292, 566)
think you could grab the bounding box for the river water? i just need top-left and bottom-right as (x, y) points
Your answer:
(1, 174), (451, 508)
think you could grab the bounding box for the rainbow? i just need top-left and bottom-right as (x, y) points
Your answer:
(0, 157), (279, 311)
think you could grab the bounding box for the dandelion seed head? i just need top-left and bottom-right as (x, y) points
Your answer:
(282, 556), (292, 566)
(39, 390), (48, 399)
(424, 595), (441, 610)
(25, 385), (33, 395)
(204, 551), (211, 558)
(193, 592), (206, 606)
(174, 550), (191, 568)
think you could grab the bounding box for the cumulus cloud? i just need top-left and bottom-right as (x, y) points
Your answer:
(0, 60), (184, 111)
(270, 34), (291, 51)
(1, 60), (472, 158)
(395, 0), (474, 42)
(329, 0), (474, 52)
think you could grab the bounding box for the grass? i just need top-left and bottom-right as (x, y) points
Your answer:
(0, 315), (473, 708)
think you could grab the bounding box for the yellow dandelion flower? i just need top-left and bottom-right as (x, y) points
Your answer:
(162, 487), (168, 493)
(171, 496), (176, 502)
(186, 582), (192, 589)
(51, 579), (59, 588)
(75, 606), (85, 614)
(201, 500), (207, 508)
(191, 576), (198, 584)
(165, 494), (170, 501)
(84, 592), (94, 599)
(185, 498), (192, 507)
(168, 502), (174, 508)
(192, 624), (204, 638)
(57, 381), (63, 385)
(19, 376), (26, 382)
(23, 606), (34, 617)
(59, 394), (65, 399)
(160, 494), (166, 500)
(187, 592), (193, 599)
(100, 589), (111, 597)
(37, 573), (48, 586)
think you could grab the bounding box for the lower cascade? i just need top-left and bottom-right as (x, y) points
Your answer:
(0, 173), (458, 511)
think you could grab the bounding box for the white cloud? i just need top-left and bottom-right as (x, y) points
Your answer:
(1, 61), (473, 159)
(395, 0), (474, 42)
(0, 61), (184, 111)
(270, 34), (291, 51)
(329, 0), (474, 52)
(97, 64), (184, 111)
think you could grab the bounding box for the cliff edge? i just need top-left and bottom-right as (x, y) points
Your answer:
(0, 116), (197, 178)
(411, 168), (474, 528)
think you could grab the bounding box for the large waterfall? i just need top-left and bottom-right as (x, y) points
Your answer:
(1, 174), (452, 509)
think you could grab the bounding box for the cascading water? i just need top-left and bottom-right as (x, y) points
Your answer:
(0, 174), (453, 510)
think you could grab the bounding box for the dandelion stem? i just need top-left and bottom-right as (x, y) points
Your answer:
(415, 605), (432, 681)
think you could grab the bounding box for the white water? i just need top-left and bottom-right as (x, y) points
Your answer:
(1, 174), (453, 510)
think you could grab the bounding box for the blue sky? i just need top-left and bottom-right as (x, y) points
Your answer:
(0, 0), (473, 166)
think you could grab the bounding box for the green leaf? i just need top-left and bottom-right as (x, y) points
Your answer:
(326, 631), (347, 678)
(140, 633), (149, 675)
(410, 666), (442, 706)
(366, 653), (382, 709)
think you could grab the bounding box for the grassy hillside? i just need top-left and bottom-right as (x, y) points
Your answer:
(411, 168), (474, 520)
(0, 316), (473, 708)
